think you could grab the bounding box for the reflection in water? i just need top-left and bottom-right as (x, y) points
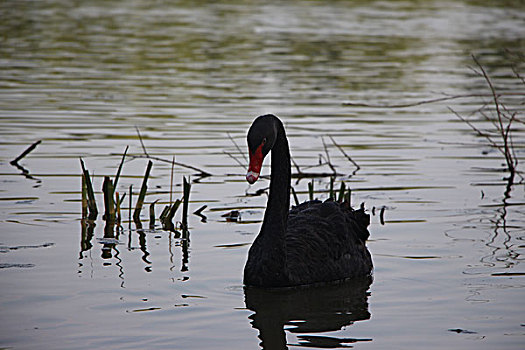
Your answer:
(80, 219), (95, 258)
(244, 276), (372, 349)
(480, 178), (522, 270)
(79, 219), (191, 277)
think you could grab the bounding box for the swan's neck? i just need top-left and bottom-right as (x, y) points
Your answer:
(261, 122), (291, 238)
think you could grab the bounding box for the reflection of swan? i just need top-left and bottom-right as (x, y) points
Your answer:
(244, 276), (373, 349)
(244, 115), (373, 287)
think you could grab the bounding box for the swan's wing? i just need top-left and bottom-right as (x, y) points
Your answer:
(285, 200), (372, 285)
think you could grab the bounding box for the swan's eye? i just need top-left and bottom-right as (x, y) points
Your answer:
(262, 138), (267, 145)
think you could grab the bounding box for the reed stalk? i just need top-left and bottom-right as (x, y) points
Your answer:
(291, 186), (300, 206)
(80, 158), (98, 219)
(129, 185), (132, 225)
(149, 200), (157, 229)
(112, 146), (128, 199)
(161, 199), (181, 231)
(329, 176), (334, 200)
(182, 177), (191, 229)
(337, 182), (346, 203)
(81, 173), (87, 218)
(102, 176), (116, 221)
(133, 160), (153, 222)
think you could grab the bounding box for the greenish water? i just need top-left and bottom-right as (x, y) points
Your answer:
(1, 1), (524, 349)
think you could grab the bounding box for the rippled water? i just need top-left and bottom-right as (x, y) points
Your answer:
(1, 1), (524, 349)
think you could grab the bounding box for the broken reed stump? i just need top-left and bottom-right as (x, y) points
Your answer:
(160, 199), (181, 231)
(133, 160), (153, 222)
(149, 200), (158, 229)
(102, 176), (116, 221)
(337, 182), (346, 203)
(308, 180), (314, 201)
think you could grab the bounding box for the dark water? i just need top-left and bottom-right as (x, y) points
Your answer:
(1, 1), (524, 349)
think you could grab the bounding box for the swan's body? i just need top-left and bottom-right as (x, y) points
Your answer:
(243, 114), (373, 288)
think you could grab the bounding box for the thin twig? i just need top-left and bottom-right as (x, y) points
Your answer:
(448, 107), (502, 152)
(321, 137), (337, 175)
(134, 126), (211, 177)
(223, 151), (245, 168)
(328, 136), (360, 172)
(227, 132), (247, 163)
(135, 126), (149, 157)
(291, 157), (303, 175)
(342, 92), (525, 108)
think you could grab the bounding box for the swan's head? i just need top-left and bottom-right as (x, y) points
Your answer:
(246, 114), (278, 184)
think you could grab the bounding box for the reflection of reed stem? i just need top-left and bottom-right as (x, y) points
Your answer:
(149, 200), (158, 229)
(115, 191), (121, 224)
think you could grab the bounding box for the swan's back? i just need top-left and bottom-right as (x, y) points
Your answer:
(284, 199), (372, 286)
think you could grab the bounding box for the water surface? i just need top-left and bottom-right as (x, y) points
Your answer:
(1, 1), (524, 349)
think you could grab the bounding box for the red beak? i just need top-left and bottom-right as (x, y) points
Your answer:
(246, 143), (264, 184)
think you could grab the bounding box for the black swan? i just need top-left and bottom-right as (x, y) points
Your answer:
(244, 114), (373, 288)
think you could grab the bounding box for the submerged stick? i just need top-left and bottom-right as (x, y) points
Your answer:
(10, 140), (41, 165)
(308, 180), (314, 201)
(133, 160), (153, 221)
(329, 176), (334, 200)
